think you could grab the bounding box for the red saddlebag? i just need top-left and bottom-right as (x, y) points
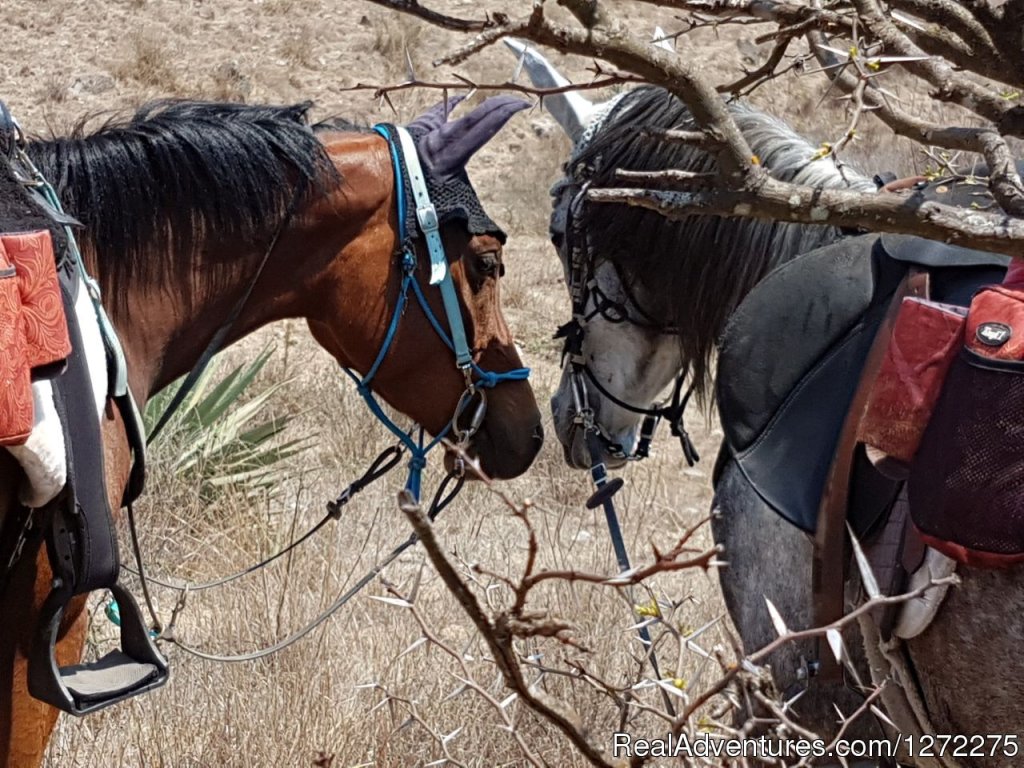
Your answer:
(3, 230), (72, 373)
(0, 230), (71, 446)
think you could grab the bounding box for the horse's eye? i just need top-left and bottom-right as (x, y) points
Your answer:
(478, 251), (504, 277)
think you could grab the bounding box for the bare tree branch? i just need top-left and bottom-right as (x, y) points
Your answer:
(370, 0), (1024, 248)
(589, 177), (1024, 256)
(361, 0), (499, 31)
(398, 489), (626, 768)
(850, 0), (1014, 125)
(339, 73), (646, 100)
(890, 0), (1001, 65)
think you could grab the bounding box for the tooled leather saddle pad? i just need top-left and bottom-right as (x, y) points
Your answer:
(716, 232), (1007, 534)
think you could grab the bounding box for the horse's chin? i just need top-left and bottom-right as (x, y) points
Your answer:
(561, 429), (592, 470)
(557, 423), (629, 471)
(551, 389), (633, 471)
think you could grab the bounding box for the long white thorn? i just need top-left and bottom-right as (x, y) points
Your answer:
(503, 38), (599, 144)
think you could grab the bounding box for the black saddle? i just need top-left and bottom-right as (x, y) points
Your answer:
(716, 231), (1007, 533)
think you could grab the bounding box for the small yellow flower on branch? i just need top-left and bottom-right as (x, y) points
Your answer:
(810, 142), (833, 161)
(634, 599), (661, 618)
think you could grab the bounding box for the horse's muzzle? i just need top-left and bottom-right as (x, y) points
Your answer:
(451, 384), (543, 479)
(552, 389), (629, 471)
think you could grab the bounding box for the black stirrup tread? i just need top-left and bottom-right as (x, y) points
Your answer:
(61, 651), (160, 703)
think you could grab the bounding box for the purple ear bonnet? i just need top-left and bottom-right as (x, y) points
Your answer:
(399, 95), (531, 242)
(405, 94), (467, 136)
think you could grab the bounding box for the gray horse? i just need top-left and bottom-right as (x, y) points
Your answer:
(509, 39), (1023, 767)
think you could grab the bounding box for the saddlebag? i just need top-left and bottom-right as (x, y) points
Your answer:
(0, 238), (32, 445)
(4, 230), (72, 373)
(0, 229), (71, 445)
(857, 296), (966, 466)
(909, 279), (1024, 567)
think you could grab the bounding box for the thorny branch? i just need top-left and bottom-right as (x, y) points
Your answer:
(340, 72), (646, 101)
(397, 488), (625, 768)
(375, 473), (961, 767)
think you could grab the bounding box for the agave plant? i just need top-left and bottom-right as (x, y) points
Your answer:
(144, 346), (309, 498)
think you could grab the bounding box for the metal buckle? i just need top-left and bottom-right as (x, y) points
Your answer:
(416, 204), (439, 233)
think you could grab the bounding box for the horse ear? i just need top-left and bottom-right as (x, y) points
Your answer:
(406, 94), (467, 135)
(503, 38), (595, 144)
(417, 95), (530, 179)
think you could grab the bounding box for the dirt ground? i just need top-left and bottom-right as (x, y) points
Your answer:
(1, 1), (932, 766)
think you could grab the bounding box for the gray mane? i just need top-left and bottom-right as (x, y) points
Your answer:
(563, 86), (875, 399)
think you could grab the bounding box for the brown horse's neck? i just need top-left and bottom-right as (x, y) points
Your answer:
(87, 131), (395, 404)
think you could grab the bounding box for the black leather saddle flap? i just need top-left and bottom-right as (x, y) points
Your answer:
(718, 234), (902, 453)
(717, 231), (1006, 533)
(732, 295), (893, 532)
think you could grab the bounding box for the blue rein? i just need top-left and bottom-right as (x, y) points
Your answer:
(340, 124), (529, 499)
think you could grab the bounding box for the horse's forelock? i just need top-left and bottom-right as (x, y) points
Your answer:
(564, 86), (874, 402)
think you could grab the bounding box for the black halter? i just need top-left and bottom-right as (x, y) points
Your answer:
(554, 183), (699, 465)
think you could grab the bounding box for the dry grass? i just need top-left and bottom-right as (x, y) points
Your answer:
(279, 26), (318, 70)
(114, 34), (181, 94)
(37, 75), (67, 106)
(371, 16), (426, 79)
(209, 61), (253, 103)
(0, 0), (956, 765)
(262, 0), (300, 15)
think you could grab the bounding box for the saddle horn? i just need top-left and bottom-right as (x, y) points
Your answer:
(503, 38), (598, 144)
(415, 94), (530, 180)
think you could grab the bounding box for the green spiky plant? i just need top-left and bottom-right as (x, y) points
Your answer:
(144, 346), (310, 500)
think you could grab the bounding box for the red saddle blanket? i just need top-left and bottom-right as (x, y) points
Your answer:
(909, 277), (1024, 568)
(0, 230), (71, 446)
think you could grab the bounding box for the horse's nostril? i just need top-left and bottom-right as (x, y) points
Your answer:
(533, 423), (545, 443)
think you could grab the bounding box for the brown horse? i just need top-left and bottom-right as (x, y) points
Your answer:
(0, 97), (542, 767)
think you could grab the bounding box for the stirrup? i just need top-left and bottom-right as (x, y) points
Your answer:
(29, 582), (168, 716)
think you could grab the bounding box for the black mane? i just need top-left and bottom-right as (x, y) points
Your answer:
(27, 99), (342, 296)
(569, 86), (874, 399)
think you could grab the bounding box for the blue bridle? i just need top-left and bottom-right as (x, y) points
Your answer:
(341, 124), (529, 499)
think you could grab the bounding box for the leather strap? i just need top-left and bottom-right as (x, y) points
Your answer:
(812, 267), (929, 680)
(880, 175), (927, 194)
(393, 127), (472, 369)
